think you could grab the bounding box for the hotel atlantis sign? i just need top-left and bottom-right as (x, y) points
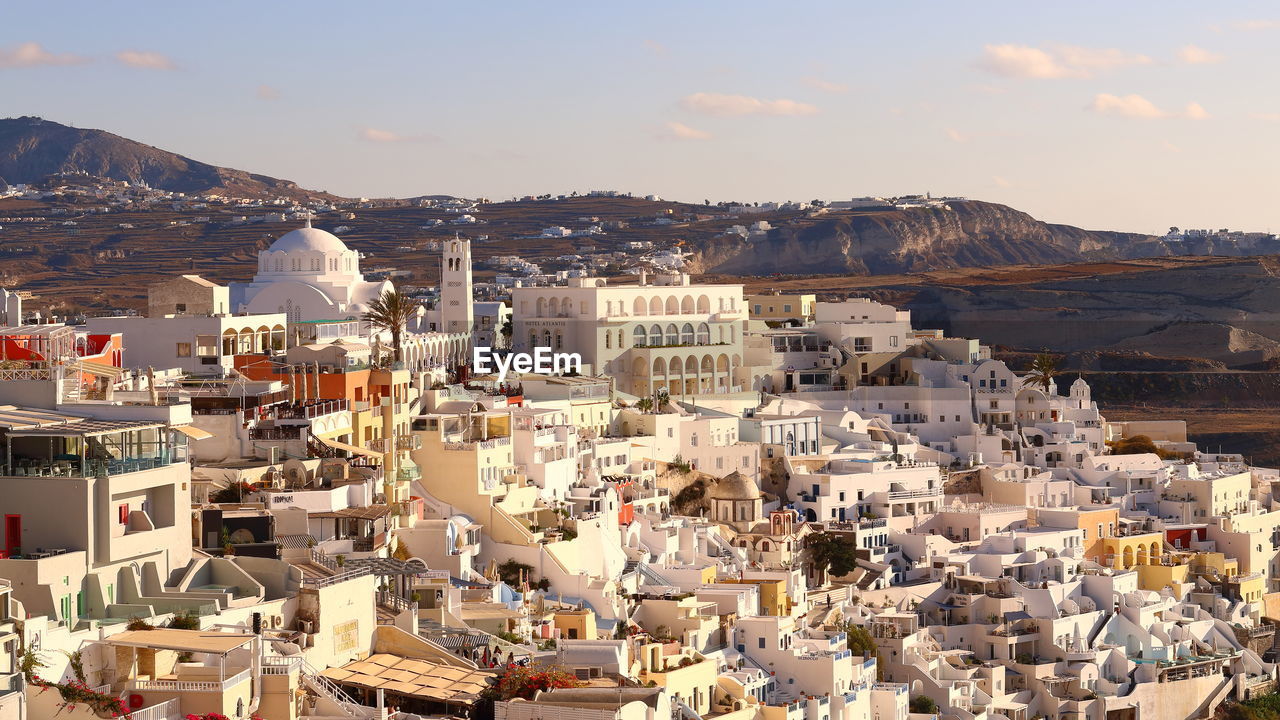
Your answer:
(473, 346), (581, 382)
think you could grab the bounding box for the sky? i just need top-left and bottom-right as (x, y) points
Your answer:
(2, 1), (1278, 233)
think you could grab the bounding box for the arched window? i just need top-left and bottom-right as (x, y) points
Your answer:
(697, 323), (710, 344)
(649, 324), (663, 346)
(665, 324), (679, 345)
(529, 331), (537, 349)
(697, 295), (711, 313)
(649, 297), (662, 315)
(542, 329), (552, 347)
(634, 326), (648, 347)
(618, 329), (625, 348)
(634, 297), (647, 316)
(681, 296), (694, 314)
(605, 332), (612, 349)
(681, 323), (695, 344)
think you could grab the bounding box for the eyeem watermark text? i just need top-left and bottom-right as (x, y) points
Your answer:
(473, 346), (582, 382)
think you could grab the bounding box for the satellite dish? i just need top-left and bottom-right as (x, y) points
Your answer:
(282, 459), (308, 489)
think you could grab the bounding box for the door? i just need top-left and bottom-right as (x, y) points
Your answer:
(4, 515), (19, 556)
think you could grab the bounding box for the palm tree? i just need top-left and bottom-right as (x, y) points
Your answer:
(363, 289), (416, 363)
(1021, 352), (1061, 394)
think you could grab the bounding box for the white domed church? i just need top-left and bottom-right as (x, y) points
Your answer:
(230, 221), (393, 323)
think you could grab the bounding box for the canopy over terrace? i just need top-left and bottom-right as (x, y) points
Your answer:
(320, 653), (493, 715)
(103, 628), (260, 694)
(0, 407), (190, 477)
(0, 324), (76, 362)
(311, 504), (393, 551)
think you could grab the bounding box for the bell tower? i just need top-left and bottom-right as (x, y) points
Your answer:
(442, 236), (474, 338)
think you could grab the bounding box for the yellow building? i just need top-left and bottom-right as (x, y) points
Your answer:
(637, 644), (718, 716)
(1035, 506), (1119, 566)
(553, 607), (599, 640)
(1098, 532), (1164, 570)
(721, 577), (789, 616)
(747, 293), (816, 322)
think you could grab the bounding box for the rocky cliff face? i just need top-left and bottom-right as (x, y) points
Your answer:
(0, 116), (332, 200)
(690, 201), (1155, 275)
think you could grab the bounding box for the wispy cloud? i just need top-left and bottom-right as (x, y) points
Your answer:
(1160, 140), (1182, 153)
(992, 176), (1011, 188)
(681, 92), (818, 117)
(1178, 44), (1223, 64)
(944, 128), (967, 143)
(360, 127), (438, 143)
(659, 122), (712, 141)
(1088, 93), (1208, 119)
(643, 39), (668, 57)
(802, 77), (848, 94)
(0, 42), (88, 69)
(255, 85), (280, 101)
(116, 50), (176, 70)
(977, 43), (1151, 79)
(1229, 19), (1280, 31)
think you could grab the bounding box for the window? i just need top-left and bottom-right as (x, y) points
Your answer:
(758, 637), (766, 649)
(889, 335), (898, 347)
(176, 342), (191, 357)
(118, 505), (129, 525)
(783, 304), (792, 313)
(175, 303), (187, 313)
(634, 326), (647, 347)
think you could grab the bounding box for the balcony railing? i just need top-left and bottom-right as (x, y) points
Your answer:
(129, 698), (181, 720)
(270, 399), (349, 420)
(249, 426), (303, 440)
(131, 667), (251, 692)
(261, 656), (303, 675)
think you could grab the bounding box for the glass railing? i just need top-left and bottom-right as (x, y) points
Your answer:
(4, 453), (175, 478)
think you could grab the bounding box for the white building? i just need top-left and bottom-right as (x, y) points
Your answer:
(230, 222), (393, 323)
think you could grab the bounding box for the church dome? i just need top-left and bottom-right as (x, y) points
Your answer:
(710, 471), (762, 501)
(267, 226), (350, 254)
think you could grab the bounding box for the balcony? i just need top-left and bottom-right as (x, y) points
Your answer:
(269, 398), (349, 420)
(886, 487), (942, 501)
(249, 426), (303, 441)
(131, 666), (252, 693)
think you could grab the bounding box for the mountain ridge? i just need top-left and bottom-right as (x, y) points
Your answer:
(0, 116), (335, 201)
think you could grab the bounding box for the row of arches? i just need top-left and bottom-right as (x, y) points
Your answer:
(622, 294), (715, 316)
(222, 325), (286, 355)
(529, 294), (740, 318)
(632, 322), (715, 347)
(402, 335), (469, 371)
(632, 353), (741, 395)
